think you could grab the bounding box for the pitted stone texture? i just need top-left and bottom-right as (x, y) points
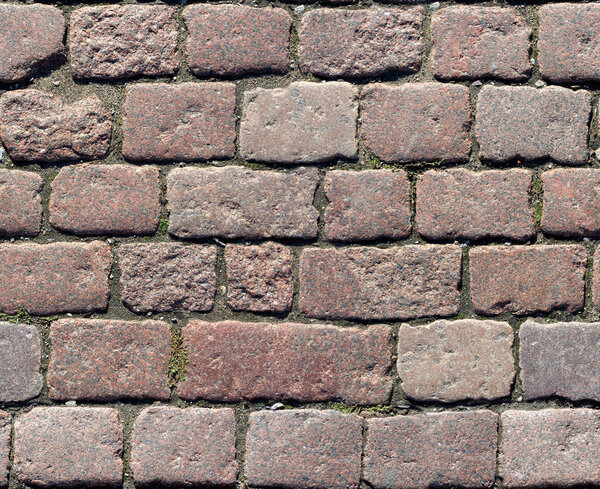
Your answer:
(364, 411), (498, 489)
(324, 170), (411, 241)
(225, 243), (293, 313)
(476, 85), (591, 165)
(48, 319), (171, 402)
(361, 83), (471, 163)
(0, 242), (111, 315)
(470, 245), (586, 316)
(119, 243), (216, 313)
(167, 166), (319, 240)
(0, 4), (65, 83)
(416, 168), (535, 241)
(179, 321), (393, 405)
(500, 409), (600, 488)
(0, 90), (111, 163)
(299, 245), (462, 321)
(0, 170), (43, 238)
(50, 165), (160, 236)
(298, 7), (423, 78)
(14, 407), (122, 488)
(122, 83), (236, 162)
(431, 7), (531, 81)
(0, 412), (8, 487)
(246, 410), (362, 489)
(184, 5), (291, 77)
(240, 82), (358, 164)
(69, 5), (178, 80)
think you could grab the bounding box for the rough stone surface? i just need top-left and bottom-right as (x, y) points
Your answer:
(0, 242), (112, 315)
(323, 170), (411, 241)
(47, 319), (171, 402)
(122, 83), (236, 162)
(476, 85), (591, 165)
(49, 164), (160, 236)
(239, 82), (358, 164)
(14, 407), (122, 488)
(470, 245), (587, 316)
(118, 243), (216, 313)
(364, 411), (498, 489)
(0, 170), (43, 238)
(69, 5), (178, 79)
(0, 90), (111, 163)
(245, 410), (362, 489)
(178, 321), (393, 405)
(299, 245), (462, 320)
(167, 166), (319, 239)
(298, 7), (423, 78)
(416, 168), (535, 241)
(397, 320), (515, 402)
(225, 243), (293, 313)
(0, 412), (9, 488)
(361, 83), (471, 163)
(184, 5), (292, 77)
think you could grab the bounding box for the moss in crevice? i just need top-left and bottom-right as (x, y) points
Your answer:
(167, 329), (188, 389)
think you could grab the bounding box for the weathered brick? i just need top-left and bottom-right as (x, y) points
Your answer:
(500, 409), (600, 488)
(324, 170), (411, 241)
(178, 321), (393, 405)
(0, 412), (9, 488)
(225, 243), (293, 313)
(298, 7), (423, 78)
(131, 407), (237, 487)
(0, 90), (111, 163)
(0, 323), (42, 403)
(14, 407), (122, 488)
(431, 7), (531, 81)
(0, 242), (112, 315)
(299, 245), (462, 321)
(246, 410), (362, 489)
(397, 320), (514, 403)
(364, 411), (498, 489)
(48, 319), (171, 402)
(69, 5), (178, 80)
(184, 5), (291, 77)
(49, 164), (160, 236)
(470, 245), (586, 316)
(361, 83), (471, 163)
(122, 83), (236, 162)
(476, 86), (591, 165)
(240, 82), (358, 164)
(118, 243), (216, 313)
(416, 168), (535, 241)
(0, 170), (43, 238)
(0, 4), (65, 83)
(167, 166), (319, 239)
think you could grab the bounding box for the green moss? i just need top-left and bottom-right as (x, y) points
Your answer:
(167, 329), (188, 388)
(328, 402), (395, 414)
(531, 178), (544, 227)
(0, 307), (58, 327)
(158, 218), (169, 235)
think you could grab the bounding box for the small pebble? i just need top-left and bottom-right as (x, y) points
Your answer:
(65, 400), (77, 407)
(534, 80), (546, 88)
(171, 318), (178, 324)
(472, 80), (482, 87)
(270, 402), (285, 410)
(430, 1), (440, 9)
(0, 147), (5, 163)
(530, 58), (536, 65)
(147, 311), (152, 317)
(294, 5), (305, 13)
(595, 148), (600, 160)
(52, 81), (60, 87)
(67, 313), (72, 317)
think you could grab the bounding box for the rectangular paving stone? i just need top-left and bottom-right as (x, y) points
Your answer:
(0, 412), (10, 488)
(0, 169), (43, 238)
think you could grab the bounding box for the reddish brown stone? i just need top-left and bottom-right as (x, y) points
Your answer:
(298, 7), (423, 78)
(184, 5), (291, 77)
(0, 170), (43, 238)
(131, 407), (237, 487)
(476, 86), (591, 165)
(48, 319), (171, 402)
(14, 407), (122, 488)
(240, 82), (358, 164)
(470, 245), (586, 316)
(0, 411), (9, 488)
(69, 5), (178, 80)
(361, 83), (471, 163)
(299, 245), (462, 321)
(50, 164), (160, 236)
(416, 168), (535, 241)
(0, 4), (65, 83)
(0, 90), (111, 163)
(178, 321), (393, 405)
(0, 242), (112, 315)
(167, 166), (319, 239)
(324, 170), (411, 241)
(246, 410), (362, 489)
(122, 83), (236, 162)
(364, 411), (498, 489)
